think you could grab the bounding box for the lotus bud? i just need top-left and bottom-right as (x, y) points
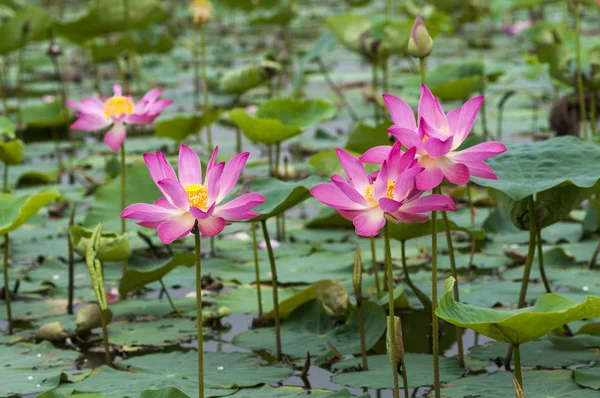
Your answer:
(352, 244), (363, 306)
(408, 14), (433, 59)
(190, 0), (213, 24)
(386, 315), (405, 365)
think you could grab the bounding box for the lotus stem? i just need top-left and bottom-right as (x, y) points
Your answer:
(100, 308), (113, 367)
(574, 2), (588, 139)
(120, 143), (127, 274)
(588, 238), (600, 270)
(235, 127), (242, 154)
(193, 30), (200, 111)
(480, 89), (489, 141)
(210, 236), (215, 257)
(466, 184), (476, 268)
(591, 91), (597, 136)
(193, 221), (204, 398)
(419, 58), (426, 85)
(382, 58), (389, 95)
(536, 227), (552, 294)
(159, 279), (181, 316)
(0, 57), (8, 117)
(370, 236), (380, 293)
(441, 211), (465, 367)
(383, 223), (402, 398)
(401, 240), (432, 320)
(3, 164), (8, 193)
(67, 205), (76, 315)
(513, 344), (523, 390)
(517, 196), (537, 309)
(200, 22), (213, 152)
(3, 234), (12, 334)
(431, 187), (442, 398)
(316, 58), (359, 122)
(251, 222), (263, 317)
(16, 46), (24, 130)
(261, 219), (282, 361)
(49, 39), (72, 165)
(357, 302), (368, 371)
(372, 63), (379, 124)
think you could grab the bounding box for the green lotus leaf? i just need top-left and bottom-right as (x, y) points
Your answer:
(0, 138), (24, 165)
(57, 0), (167, 44)
(215, 0), (278, 11)
(91, 27), (173, 63)
(323, 14), (371, 55)
(249, 176), (323, 220)
(0, 116), (15, 138)
(155, 111), (222, 142)
(219, 61), (281, 94)
(344, 121), (391, 154)
(22, 100), (71, 128)
(118, 252), (195, 297)
(230, 109), (300, 145)
(436, 276), (600, 345)
(388, 217), (482, 242)
(250, 6), (297, 26)
(575, 366), (600, 390)
(0, 187), (60, 235)
(256, 98), (336, 131)
(0, 5), (53, 55)
(425, 60), (485, 101)
(69, 225), (131, 262)
(309, 149), (359, 176)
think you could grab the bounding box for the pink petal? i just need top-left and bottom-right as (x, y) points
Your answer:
(331, 174), (370, 207)
(310, 183), (367, 211)
(206, 146), (219, 175)
(463, 160), (498, 180)
(198, 216), (226, 237)
(360, 145), (392, 164)
(66, 97), (105, 116)
(336, 148), (370, 192)
(385, 141), (404, 182)
(144, 152), (177, 187)
(214, 192), (265, 221)
(423, 136), (453, 158)
(446, 107), (462, 141)
(147, 99), (173, 115)
(190, 202), (216, 219)
(415, 162), (444, 191)
(379, 197), (402, 213)
(451, 141), (507, 162)
(401, 194), (456, 213)
(419, 117), (452, 141)
(156, 213), (195, 244)
(157, 178), (189, 210)
(141, 88), (163, 105)
(206, 162), (224, 205)
(452, 96), (484, 147)
(121, 203), (181, 223)
(353, 208), (385, 237)
(71, 114), (110, 131)
(440, 161), (470, 186)
(418, 84), (449, 131)
(337, 209), (363, 221)
(216, 152), (250, 202)
(154, 197), (178, 210)
(372, 161), (389, 201)
(113, 83), (123, 97)
(178, 144), (203, 187)
(126, 114), (154, 125)
(394, 166), (424, 201)
(382, 94), (417, 130)
(388, 127), (424, 153)
(394, 212), (429, 223)
(104, 123), (127, 151)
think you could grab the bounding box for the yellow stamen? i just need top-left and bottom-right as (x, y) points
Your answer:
(364, 181), (396, 204)
(422, 128), (452, 142)
(103, 96), (135, 118)
(190, 0), (213, 23)
(185, 184), (209, 208)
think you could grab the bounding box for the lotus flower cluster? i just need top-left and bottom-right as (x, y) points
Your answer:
(311, 84), (506, 236)
(121, 145), (265, 244)
(67, 83), (172, 151)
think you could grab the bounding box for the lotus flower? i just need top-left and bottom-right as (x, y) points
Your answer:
(310, 142), (455, 237)
(361, 84), (507, 191)
(66, 84), (172, 151)
(121, 145), (265, 244)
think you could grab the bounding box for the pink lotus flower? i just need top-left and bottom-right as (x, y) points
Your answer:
(361, 84), (507, 191)
(66, 83), (172, 151)
(310, 142), (455, 237)
(121, 145), (265, 244)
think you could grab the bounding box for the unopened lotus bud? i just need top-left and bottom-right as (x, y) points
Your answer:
(386, 315), (405, 365)
(352, 244), (363, 305)
(190, 0), (213, 24)
(408, 14), (433, 59)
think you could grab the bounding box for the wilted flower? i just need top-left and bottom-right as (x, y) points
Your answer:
(190, 0), (213, 24)
(408, 14), (433, 59)
(121, 145), (265, 244)
(361, 84), (507, 191)
(66, 84), (172, 151)
(310, 142), (455, 237)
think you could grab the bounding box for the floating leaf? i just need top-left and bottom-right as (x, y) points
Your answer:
(118, 252), (195, 297)
(255, 98), (336, 131)
(22, 100), (71, 128)
(219, 61), (281, 94)
(0, 5), (53, 55)
(575, 366), (600, 390)
(436, 277), (600, 345)
(0, 187), (60, 235)
(70, 225), (131, 262)
(155, 111), (222, 142)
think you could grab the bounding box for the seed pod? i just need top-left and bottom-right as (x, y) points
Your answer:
(352, 244), (363, 306)
(408, 14), (433, 59)
(190, 0), (213, 24)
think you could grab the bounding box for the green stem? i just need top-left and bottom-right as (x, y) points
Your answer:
(16, 47), (24, 130)
(517, 196), (537, 309)
(358, 303), (368, 370)
(67, 205), (75, 315)
(419, 58), (426, 85)
(0, 57), (8, 117)
(193, 38), (200, 111)
(382, 58), (389, 95)
(100, 309), (112, 366)
(431, 187), (441, 398)
(316, 58), (359, 121)
(261, 219), (282, 361)
(383, 223), (400, 398)
(193, 222), (204, 398)
(513, 344), (523, 391)
(480, 88), (489, 141)
(3, 164), (8, 193)
(588, 239), (600, 269)
(275, 143), (281, 179)
(236, 127), (242, 154)
(200, 23), (212, 152)
(400, 240), (432, 318)
(441, 211), (465, 368)
(372, 63), (379, 124)
(3, 234), (12, 334)
(370, 236), (380, 294)
(210, 236), (216, 257)
(536, 227), (552, 294)
(591, 91), (597, 136)
(466, 184), (476, 268)
(159, 279), (181, 316)
(574, 3), (588, 140)
(120, 143), (127, 274)
(251, 222), (263, 317)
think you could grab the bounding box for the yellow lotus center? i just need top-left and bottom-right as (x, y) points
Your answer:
(364, 180), (395, 204)
(103, 96), (135, 118)
(185, 184), (208, 208)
